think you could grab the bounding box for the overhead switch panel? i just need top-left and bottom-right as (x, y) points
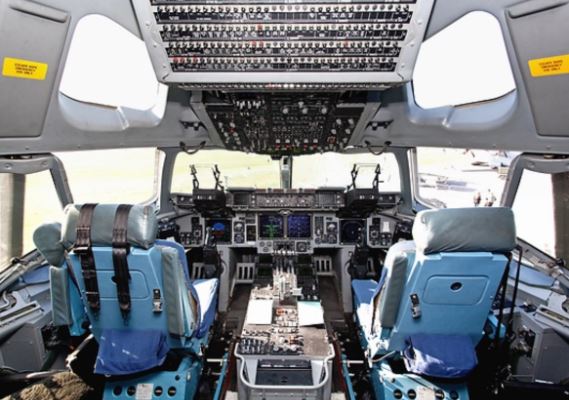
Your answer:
(133, 0), (434, 89)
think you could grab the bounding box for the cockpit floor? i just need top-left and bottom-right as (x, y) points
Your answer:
(3, 371), (96, 400)
(318, 276), (345, 324)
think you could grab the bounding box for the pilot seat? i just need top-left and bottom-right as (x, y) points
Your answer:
(351, 207), (516, 400)
(33, 203), (218, 399)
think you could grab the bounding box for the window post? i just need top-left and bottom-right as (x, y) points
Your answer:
(0, 174), (25, 265)
(552, 173), (569, 262)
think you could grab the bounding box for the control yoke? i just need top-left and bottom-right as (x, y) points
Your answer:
(348, 227), (371, 280)
(203, 227), (221, 279)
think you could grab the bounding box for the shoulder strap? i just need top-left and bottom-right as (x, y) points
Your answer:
(112, 204), (133, 320)
(75, 203), (100, 312)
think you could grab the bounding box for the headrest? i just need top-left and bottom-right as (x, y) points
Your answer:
(33, 222), (65, 266)
(61, 204), (157, 249)
(413, 207), (516, 255)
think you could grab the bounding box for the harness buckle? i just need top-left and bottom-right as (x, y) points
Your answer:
(410, 293), (421, 319)
(153, 289), (163, 313)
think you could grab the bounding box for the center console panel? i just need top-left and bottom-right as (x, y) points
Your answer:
(235, 255), (333, 399)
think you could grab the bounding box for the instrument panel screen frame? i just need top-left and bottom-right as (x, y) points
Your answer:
(340, 219), (366, 245)
(286, 214), (312, 239)
(258, 214), (285, 239)
(206, 218), (233, 244)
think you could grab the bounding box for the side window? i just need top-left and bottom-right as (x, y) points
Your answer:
(512, 170), (556, 256)
(0, 172), (62, 261)
(0, 149), (159, 262)
(415, 148), (510, 208)
(412, 11), (516, 109)
(59, 15), (167, 129)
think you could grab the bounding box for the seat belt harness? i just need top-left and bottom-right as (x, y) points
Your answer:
(75, 203), (100, 313)
(112, 204), (133, 320)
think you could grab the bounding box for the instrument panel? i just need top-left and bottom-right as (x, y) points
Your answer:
(226, 188), (346, 209)
(169, 189), (407, 252)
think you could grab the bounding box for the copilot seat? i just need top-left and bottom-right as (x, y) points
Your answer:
(352, 207), (516, 398)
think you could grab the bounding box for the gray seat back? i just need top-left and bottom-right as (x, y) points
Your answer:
(373, 208), (516, 352)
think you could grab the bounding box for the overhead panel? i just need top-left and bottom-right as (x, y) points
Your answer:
(203, 91), (368, 154)
(132, 0), (435, 90)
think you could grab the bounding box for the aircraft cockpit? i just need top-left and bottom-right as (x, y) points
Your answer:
(2, 0), (569, 398)
(4, 145), (569, 400)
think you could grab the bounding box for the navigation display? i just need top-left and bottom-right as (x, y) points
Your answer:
(287, 214), (312, 239)
(259, 214), (284, 239)
(206, 219), (232, 243)
(340, 219), (365, 245)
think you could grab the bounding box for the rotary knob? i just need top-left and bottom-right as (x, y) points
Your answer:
(234, 233), (244, 243)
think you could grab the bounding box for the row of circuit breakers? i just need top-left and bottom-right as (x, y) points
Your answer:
(134, 0), (434, 88)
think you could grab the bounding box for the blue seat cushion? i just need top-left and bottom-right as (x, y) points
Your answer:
(351, 279), (378, 336)
(403, 334), (478, 378)
(193, 278), (219, 338)
(95, 329), (169, 375)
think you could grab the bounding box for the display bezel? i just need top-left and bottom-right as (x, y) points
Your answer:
(206, 218), (233, 243)
(258, 213), (285, 239)
(339, 219), (366, 245)
(286, 214), (313, 239)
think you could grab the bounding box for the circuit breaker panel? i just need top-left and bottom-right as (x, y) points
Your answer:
(133, 0), (435, 88)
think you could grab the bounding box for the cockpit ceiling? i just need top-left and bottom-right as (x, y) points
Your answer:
(1, 0), (569, 155)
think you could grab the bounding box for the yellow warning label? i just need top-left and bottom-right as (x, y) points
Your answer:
(528, 54), (569, 78)
(2, 57), (48, 80)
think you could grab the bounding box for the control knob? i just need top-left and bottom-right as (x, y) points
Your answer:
(234, 233), (245, 244)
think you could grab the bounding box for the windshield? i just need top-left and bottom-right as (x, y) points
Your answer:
(56, 148), (159, 204)
(172, 150), (281, 191)
(293, 152), (400, 190)
(171, 150), (400, 191)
